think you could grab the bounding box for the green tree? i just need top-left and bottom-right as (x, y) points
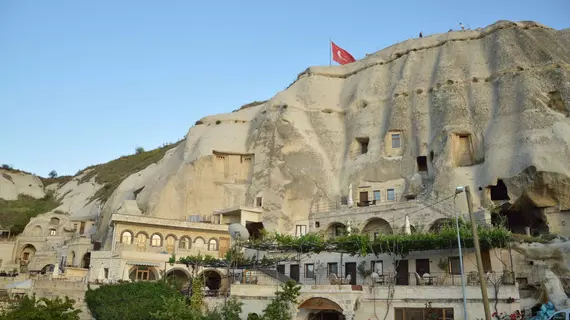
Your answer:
(48, 170), (58, 179)
(150, 295), (201, 320)
(190, 277), (205, 312)
(85, 281), (181, 320)
(0, 295), (81, 320)
(135, 147), (145, 154)
(260, 280), (301, 320)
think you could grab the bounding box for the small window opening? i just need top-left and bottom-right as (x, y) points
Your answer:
(340, 196), (348, 205)
(256, 197), (263, 207)
(387, 189), (396, 201)
(315, 221), (320, 228)
(456, 134), (474, 166)
(417, 156), (428, 172)
(430, 151), (434, 162)
(391, 133), (401, 148)
(489, 179), (510, 201)
(356, 137), (369, 154)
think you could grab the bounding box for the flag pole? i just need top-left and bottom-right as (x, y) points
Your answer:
(329, 38), (332, 66)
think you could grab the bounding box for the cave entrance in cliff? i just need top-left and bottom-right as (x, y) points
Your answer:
(491, 196), (549, 236)
(489, 179), (510, 201)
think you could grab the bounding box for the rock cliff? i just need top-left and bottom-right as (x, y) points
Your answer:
(2, 20), (570, 245)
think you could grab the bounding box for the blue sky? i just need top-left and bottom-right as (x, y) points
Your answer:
(1, 0), (568, 177)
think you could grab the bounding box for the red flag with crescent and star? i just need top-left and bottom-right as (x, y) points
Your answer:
(331, 41), (356, 65)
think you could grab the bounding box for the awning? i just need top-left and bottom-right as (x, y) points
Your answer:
(6, 280), (33, 290)
(126, 261), (161, 267)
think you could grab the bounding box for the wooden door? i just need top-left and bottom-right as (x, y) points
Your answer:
(359, 191), (369, 206)
(218, 237), (230, 258)
(290, 264), (300, 282)
(345, 262), (357, 285)
(481, 249), (492, 272)
(396, 260), (409, 285)
(415, 259), (430, 276)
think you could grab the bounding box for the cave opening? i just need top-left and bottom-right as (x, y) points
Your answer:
(491, 196), (549, 236)
(489, 179), (510, 201)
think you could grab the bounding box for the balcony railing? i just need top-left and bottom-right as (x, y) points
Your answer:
(310, 196), (410, 214)
(232, 269), (516, 287)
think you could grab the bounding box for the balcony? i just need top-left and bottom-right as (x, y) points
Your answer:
(231, 269), (516, 287)
(310, 199), (417, 216)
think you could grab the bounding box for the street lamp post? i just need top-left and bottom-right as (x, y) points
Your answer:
(454, 186), (468, 320)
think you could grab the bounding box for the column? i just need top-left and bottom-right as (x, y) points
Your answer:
(343, 310), (355, 320)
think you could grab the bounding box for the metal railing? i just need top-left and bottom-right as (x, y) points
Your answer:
(230, 269), (517, 287)
(310, 197), (403, 214)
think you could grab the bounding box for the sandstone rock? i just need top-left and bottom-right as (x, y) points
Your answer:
(0, 169), (45, 200)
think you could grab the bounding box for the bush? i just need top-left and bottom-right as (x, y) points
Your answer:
(135, 147), (145, 154)
(0, 295), (81, 320)
(85, 281), (181, 320)
(48, 170), (58, 178)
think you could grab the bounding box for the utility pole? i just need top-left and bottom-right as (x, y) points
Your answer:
(465, 186), (492, 320)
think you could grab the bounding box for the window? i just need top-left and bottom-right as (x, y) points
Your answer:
(334, 225), (345, 237)
(180, 237), (190, 249)
(371, 260), (383, 274)
(391, 133), (401, 148)
(208, 239), (218, 251)
(373, 232), (379, 241)
(417, 156), (428, 172)
(50, 217), (60, 225)
(315, 222), (320, 228)
(387, 189), (396, 201)
(449, 257), (462, 275)
(79, 222), (85, 235)
(104, 268), (109, 279)
(340, 196), (348, 205)
(151, 234), (162, 247)
(373, 190), (381, 202)
(327, 263), (338, 276)
(552, 313), (567, 320)
(73, 224), (78, 232)
(256, 197), (263, 207)
(305, 264), (314, 278)
(121, 231), (132, 244)
(49, 229), (56, 236)
(357, 138), (369, 154)
(23, 252), (30, 261)
(295, 225), (307, 236)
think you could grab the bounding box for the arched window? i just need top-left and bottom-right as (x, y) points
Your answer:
(50, 217), (60, 225)
(151, 234), (162, 247)
(208, 238), (218, 251)
(179, 237), (191, 249)
(121, 231), (133, 244)
(49, 229), (57, 236)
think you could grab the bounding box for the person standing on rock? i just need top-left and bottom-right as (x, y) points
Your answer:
(419, 32), (423, 38)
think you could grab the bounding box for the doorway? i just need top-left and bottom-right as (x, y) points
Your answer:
(395, 260), (409, 285)
(290, 264), (300, 282)
(359, 192), (369, 206)
(345, 262), (357, 285)
(415, 259), (430, 276)
(308, 310), (345, 320)
(277, 265), (285, 274)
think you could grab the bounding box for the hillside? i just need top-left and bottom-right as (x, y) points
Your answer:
(1, 20), (569, 244)
(0, 142), (180, 233)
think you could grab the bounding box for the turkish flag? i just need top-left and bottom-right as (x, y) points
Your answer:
(331, 41), (356, 65)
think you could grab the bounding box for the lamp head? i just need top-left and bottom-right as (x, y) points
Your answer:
(455, 186), (465, 194)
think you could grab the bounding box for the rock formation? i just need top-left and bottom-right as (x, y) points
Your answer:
(2, 20), (569, 247)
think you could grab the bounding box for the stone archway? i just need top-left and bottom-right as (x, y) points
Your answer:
(298, 296), (354, 319)
(429, 218), (453, 233)
(361, 217), (393, 239)
(325, 222), (346, 239)
(165, 268), (191, 290)
(199, 269), (222, 291)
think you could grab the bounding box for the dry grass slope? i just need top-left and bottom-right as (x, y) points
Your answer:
(79, 141), (182, 203)
(0, 193), (61, 234)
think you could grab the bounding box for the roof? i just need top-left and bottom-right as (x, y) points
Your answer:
(111, 214), (229, 232)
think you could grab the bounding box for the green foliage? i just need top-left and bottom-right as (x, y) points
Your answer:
(150, 295), (201, 320)
(85, 281), (181, 320)
(0, 295), (81, 320)
(135, 147), (145, 154)
(79, 140), (182, 202)
(0, 193), (61, 234)
(190, 277), (204, 312)
(245, 221), (511, 256)
(357, 260), (373, 279)
(48, 170), (58, 178)
(247, 313), (261, 320)
(260, 280), (301, 320)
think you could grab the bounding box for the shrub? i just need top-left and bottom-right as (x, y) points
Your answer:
(0, 294), (81, 320)
(135, 147), (145, 154)
(48, 170), (58, 178)
(85, 281), (181, 320)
